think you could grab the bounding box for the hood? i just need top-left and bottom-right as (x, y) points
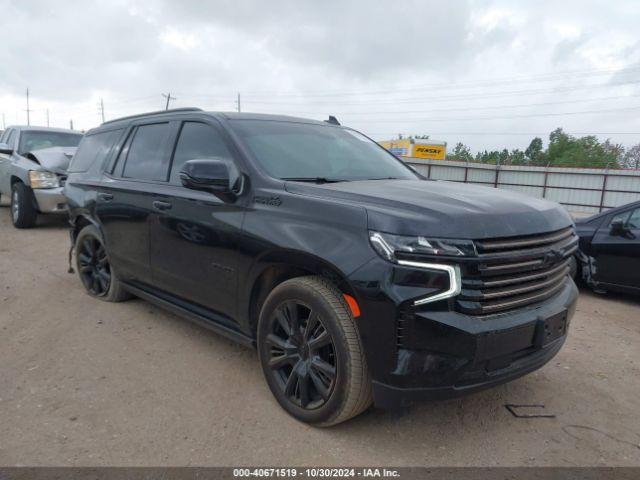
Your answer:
(285, 179), (573, 239)
(25, 146), (76, 175)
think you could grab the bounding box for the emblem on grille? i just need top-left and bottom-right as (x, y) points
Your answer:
(544, 248), (564, 265)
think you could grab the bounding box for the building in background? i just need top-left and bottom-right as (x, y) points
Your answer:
(379, 138), (447, 160)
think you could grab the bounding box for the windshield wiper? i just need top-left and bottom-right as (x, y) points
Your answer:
(281, 177), (349, 184)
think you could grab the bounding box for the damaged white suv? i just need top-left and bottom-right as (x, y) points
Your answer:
(0, 126), (83, 228)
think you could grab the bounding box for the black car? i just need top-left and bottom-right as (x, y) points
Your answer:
(64, 108), (579, 426)
(575, 201), (640, 294)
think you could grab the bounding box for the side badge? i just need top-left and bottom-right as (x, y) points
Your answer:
(254, 196), (282, 207)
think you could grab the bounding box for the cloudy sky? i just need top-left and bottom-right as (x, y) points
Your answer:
(1, 0), (639, 152)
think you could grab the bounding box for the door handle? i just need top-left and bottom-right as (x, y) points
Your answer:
(98, 193), (114, 201)
(153, 200), (172, 211)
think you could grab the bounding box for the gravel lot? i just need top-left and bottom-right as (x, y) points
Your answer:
(1, 203), (639, 467)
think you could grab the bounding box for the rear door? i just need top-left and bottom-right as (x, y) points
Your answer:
(96, 121), (175, 285)
(590, 207), (640, 289)
(148, 119), (246, 322)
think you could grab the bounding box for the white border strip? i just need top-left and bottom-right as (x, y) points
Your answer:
(397, 260), (462, 305)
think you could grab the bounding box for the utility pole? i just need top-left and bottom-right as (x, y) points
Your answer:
(236, 93), (241, 112)
(70, 119), (74, 130)
(25, 88), (33, 126)
(2, 113), (5, 129)
(162, 92), (176, 110)
(97, 98), (105, 123)
(46, 109), (50, 127)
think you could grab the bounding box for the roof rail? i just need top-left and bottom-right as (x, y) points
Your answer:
(101, 107), (203, 125)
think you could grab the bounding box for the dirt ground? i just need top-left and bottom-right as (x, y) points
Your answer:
(0, 203), (639, 467)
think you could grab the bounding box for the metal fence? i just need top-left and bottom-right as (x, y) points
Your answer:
(404, 158), (640, 214)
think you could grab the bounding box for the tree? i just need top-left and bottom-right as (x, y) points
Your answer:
(624, 144), (640, 169)
(449, 142), (473, 162)
(545, 128), (621, 168)
(525, 137), (545, 165)
(602, 139), (626, 166)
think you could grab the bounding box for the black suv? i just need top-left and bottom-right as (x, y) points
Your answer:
(65, 108), (579, 426)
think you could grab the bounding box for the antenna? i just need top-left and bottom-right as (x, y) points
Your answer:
(325, 115), (341, 126)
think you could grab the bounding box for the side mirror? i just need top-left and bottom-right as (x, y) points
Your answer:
(610, 218), (627, 236)
(0, 142), (13, 155)
(179, 158), (243, 202)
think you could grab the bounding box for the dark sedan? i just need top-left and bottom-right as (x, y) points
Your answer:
(575, 201), (640, 294)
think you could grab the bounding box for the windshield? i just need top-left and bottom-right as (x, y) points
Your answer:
(18, 131), (83, 155)
(229, 120), (418, 182)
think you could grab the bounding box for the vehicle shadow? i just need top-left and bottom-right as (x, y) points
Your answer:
(0, 200), (69, 229)
(578, 284), (640, 307)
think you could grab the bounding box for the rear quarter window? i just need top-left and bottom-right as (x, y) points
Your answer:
(68, 129), (122, 173)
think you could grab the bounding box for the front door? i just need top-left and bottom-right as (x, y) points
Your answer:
(590, 207), (640, 289)
(148, 120), (246, 322)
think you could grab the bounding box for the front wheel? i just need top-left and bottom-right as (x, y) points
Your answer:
(257, 276), (372, 426)
(10, 182), (38, 228)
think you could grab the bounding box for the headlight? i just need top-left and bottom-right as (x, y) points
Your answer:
(369, 231), (468, 306)
(369, 231), (475, 262)
(29, 171), (60, 189)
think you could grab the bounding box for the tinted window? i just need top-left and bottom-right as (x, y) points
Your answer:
(627, 208), (640, 229)
(170, 122), (232, 184)
(609, 210), (632, 227)
(122, 123), (171, 181)
(68, 129), (122, 173)
(229, 120), (417, 181)
(18, 131), (83, 155)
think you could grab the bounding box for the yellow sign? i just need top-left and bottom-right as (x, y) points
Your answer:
(379, 139), (411, 157)
(412, 144), (446, 160)
(379, 139), (447, 160)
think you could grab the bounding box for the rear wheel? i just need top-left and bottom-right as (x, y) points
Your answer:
(75, 225), (132, 302)
(10, 182), (38, 229)
(257, 276), (372, 426)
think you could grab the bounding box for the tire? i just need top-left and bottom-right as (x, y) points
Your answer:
(75, 225), (132, 302)
(10, 182), (38, 228)
(257, 276), (372, 426)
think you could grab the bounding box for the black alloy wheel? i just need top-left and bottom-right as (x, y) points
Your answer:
(77, 236), (111, 296)
(265, 300), (337, 410)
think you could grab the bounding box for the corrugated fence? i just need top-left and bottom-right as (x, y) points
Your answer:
(404, 158), (640, 214)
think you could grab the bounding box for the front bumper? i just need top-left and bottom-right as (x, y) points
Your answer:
(32, 187), (67, 213)
(350, 258), (578, 410)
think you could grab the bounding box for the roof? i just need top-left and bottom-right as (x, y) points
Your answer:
(94, 108), (336, 132)
(5, 125), (82, 134)
(216, 111), (330, 126)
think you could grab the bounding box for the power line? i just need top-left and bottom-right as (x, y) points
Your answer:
(175, 64), (640, 100)
(244, 92), (640, 117)
(346, 104), (640, 123)
(229, 79), (640, 106)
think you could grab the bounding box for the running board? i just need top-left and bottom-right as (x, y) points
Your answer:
(122, 283), (255, 348)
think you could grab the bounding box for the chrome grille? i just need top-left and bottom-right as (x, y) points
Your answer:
(457, 227), (577, 315)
